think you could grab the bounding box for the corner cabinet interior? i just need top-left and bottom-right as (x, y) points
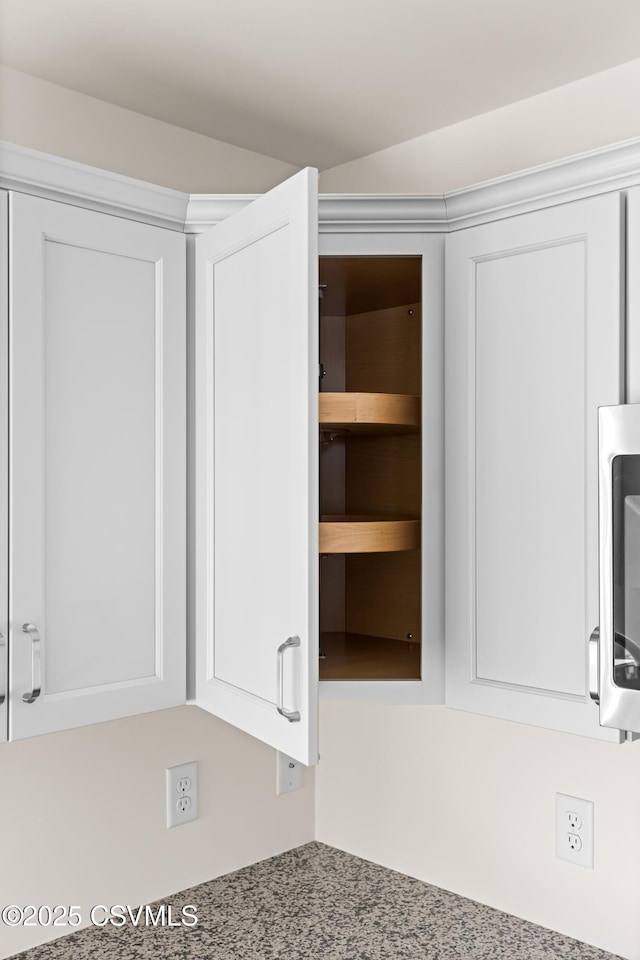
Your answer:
(317, 235), (444, 704)
(445, 193), (624, 741)
(319, 257), (422, 682)
(6, 192), (186, 741)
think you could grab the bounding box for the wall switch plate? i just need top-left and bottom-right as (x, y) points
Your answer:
(556, 793), (593, 868)
(277, 752), (303, 795)
(167, 761), (198, 828)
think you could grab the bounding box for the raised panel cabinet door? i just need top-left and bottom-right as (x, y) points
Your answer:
(445, 193), (623, 741)
(9, 193), (186, 740)
(0, 191), (7, 743)
(195, 168), (319, 765)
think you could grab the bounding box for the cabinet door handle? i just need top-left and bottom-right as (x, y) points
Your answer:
(277, 636), (301, 723)
(21, 623), (41, 704)
(0, 632), (5, 705)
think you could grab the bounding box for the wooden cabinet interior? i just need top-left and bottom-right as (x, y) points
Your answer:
(319, 256), (422, 681)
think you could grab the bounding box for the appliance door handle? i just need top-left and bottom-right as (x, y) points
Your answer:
(22, 623), (42, 704)
(0, 632), (5, 705)
(589, 626), (600, 704)
(277, 636), (301, 722)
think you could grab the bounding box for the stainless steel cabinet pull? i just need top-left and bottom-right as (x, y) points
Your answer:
(277, 636), (301, 723)
(22, 623), (41, 704)
(0, 632), (5, 705)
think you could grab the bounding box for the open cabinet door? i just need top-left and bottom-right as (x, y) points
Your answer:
(195, 168), (319, 765)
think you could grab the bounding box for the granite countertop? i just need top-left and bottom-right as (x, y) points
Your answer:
(13, 842), (621, 960)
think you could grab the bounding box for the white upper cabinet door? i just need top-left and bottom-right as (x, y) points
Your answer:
(446, 194), (624, 741)
(9, 193), (186, 741)
(627, 187), (640, 405)
(195, 168), (319, 765)
(0, 191), (7, 744)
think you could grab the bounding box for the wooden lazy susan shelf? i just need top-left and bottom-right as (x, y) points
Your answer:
(319, 632), (421, 681)
(319, 392), (420, 434)
(319, 515), (420, 554)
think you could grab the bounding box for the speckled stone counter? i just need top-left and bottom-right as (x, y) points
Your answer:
(12, 842), (621, 959)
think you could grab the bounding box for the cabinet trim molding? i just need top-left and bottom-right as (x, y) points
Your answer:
(187, 137), (640, 232)
(445, 135), (640, 229)
(186, 194), (448, 233)
(5, 135), (640, 233)
(0, 141), (189, 230)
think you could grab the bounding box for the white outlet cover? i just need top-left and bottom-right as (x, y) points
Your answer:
(556, 793), (593, 868)
(167, 761), (198, 828)
(277, 752), (303, 795)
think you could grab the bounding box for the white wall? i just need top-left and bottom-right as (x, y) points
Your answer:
(0, 707), (313, 958)
(320, 57), (640, 194)
(317, 704), (640, 959)
(0, 65), (297, 193)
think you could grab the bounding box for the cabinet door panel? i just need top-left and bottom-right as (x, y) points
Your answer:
(9, 193), (185, 740)
(0, 192), (7, 743)
(475, 241), (586, 695)
(446, 194), (623, 740)
(195, 168), (319, 765)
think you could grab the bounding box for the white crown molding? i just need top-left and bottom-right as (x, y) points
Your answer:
(445, 135), (640, 230)
(184, 194), (258, 232)
(0, 141), (189, 230)
(318, 195), (447, 233)
(185, 193), (448, 233)
(4, 135), (640, 234)
(186, 137), (640, 233)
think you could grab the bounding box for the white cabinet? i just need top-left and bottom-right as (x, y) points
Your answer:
(6, 145), (629, 753)
(3, 165), (446, 759)
(445, 194), (624, 741)
(193, 174), (446, 765)
(8, 193), (186, 740)
(194, 168), (320, 765)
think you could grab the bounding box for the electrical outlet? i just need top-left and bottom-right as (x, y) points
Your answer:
(277, 752), (303, 795)
(176, 777), (192, 796)
(167, 761), (198, 828)
(556, 793), (593, 868)
(566, 811), (582, 831)
(567, 833), (582, 852)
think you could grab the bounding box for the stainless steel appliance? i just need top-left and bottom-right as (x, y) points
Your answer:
(591, 404), (640, 734)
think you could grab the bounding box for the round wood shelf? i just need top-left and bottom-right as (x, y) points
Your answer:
(319, 515), (420, 553)
(319, 632), (421, 680)
(319, 392), (420, 434)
